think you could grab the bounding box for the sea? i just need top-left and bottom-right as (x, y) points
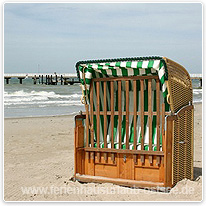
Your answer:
(4, 78), (202, 118)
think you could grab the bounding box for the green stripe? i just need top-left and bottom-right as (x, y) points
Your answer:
(148, 60), (154, 68)
(115, 62), (121, 67)
(121, 68), (128, 76)
(138, 84), (148, 144)
(111, 68), (117, 77)
(137, 61), (143, 68)
(152, 90), (156, 144)
(133, 68), (139, 76)
(99, 72), (107, 145)
(121, 92), (126, 143)
(129, 83), (139, 143)
(113, 89), (119, 142)
(126, 62), (132, 68)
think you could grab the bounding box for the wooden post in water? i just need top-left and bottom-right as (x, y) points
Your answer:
(39, 75), (41, 84)
(64, 78), (67, 85)
(45, 75), (47, 85)
(34, 75), (37, 84)
(42, 75), (44, 84)
(200, 78), (202, 87)
(5, 77), (11, 84)
(18, 77), (25, 84)
(61, 75), (63, 85)
(48, 75), (50, 85)
(51, 75), (53, 85)
(55, 75), (58, 85)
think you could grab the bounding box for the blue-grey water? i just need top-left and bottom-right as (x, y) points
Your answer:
(4, 78), (202, 118)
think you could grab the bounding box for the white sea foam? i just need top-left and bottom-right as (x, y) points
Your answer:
(4, 90), (83, 107)
(193, 89), (202, 95)
(4, 90), (56, 97)
(4, 90), (82, 98)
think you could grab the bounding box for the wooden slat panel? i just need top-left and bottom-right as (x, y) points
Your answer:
(149, 155), (153, 164)
(96, 81), (100, 148)
(85, 104), (89, 147)
(140, 79), (144, 150)
(93, 75), (159, 82)
(140, 155), (145, 163)
(103, 81), (107, 148)
(90, 81), (94, 147)
(164, 117), (173, 187)
(148, 79), (152, 151)
(83, 111), (170, 116)
(86, 151), (90, 164)
(92, 111), (170, 116)
(133, 154), (137, 164)
(97, 152), (101, 162)
(156, 79), (160, 151)
(162, 103), (165, 151)
(80, 147), (165, 156)
(133, 80), (137, 150)
(74, 117), (84, 176)
(126, 80), (129, 149)
(156, 156), (160, 165)
(111, 153), (115, 163)
(184, 110), (188, 177)
(118, 81), (122, 149)
(104, 152), (108, 163)
(110, 81), (114, 149)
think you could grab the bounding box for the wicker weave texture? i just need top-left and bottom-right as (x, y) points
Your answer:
(164, 58), (192, 113)
(163, 57), (193, 186)
(172, 109), (194, 186)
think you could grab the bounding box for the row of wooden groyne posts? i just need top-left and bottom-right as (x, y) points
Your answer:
(4, 73), (79, 85)
(4, 73), (202, 87)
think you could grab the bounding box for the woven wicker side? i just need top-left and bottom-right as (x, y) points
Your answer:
(163, 57), (193, 113)
(163, 57), (194, 186)
(172, 106), (194, 186)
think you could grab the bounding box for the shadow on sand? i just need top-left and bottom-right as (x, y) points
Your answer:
(193, 167), (202, 180)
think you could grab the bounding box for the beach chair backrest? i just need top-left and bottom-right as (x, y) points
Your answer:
(85, 75), (170, 152)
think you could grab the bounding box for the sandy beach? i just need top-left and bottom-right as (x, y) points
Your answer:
(4, 103), (202, 201)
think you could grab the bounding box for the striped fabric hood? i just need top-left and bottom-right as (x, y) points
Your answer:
(76, 56), (168, 103)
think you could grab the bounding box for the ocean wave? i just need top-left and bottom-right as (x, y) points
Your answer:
(4, 96), (49, 102)
(193, 89), (202, 95)
(4, 90), (82, 104)
(4, 90), (82, 97)
(4, 88), (201, 108)
(4, 90), (56, 97)
(4, 99), (83, 106)
(193, 99), (202, 103)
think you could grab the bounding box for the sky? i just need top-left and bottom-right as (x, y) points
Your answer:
(4, 3), (202, 74)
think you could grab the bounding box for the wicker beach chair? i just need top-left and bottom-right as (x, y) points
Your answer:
(73, 56), (194, 189)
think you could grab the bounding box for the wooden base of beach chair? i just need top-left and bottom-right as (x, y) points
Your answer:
(74, 103), (194, 189)
(74, 150), (167, 188)
(75, 174), (167, 190)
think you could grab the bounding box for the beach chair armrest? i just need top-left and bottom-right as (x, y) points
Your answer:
(75, 114), (85, 148)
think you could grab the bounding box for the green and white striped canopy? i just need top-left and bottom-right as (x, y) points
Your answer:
(76, 57), (168, 102)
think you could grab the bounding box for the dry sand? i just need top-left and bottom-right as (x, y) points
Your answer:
(4, 103), (202, 201)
